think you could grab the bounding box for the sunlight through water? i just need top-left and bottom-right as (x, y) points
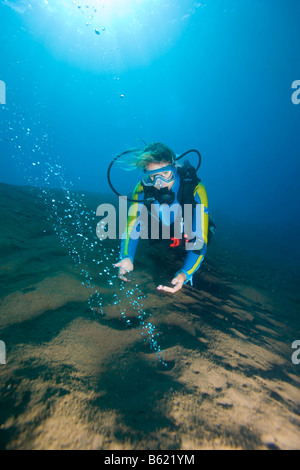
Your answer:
(2, 0), (200, 72)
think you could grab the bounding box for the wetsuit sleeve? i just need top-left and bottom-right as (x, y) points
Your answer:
(119, 182), (144, 263)
(176, 183), (209, 285)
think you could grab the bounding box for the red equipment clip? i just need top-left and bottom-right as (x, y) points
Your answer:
(170, 237), (180, 248)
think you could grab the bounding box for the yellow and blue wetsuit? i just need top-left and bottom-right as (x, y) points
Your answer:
(119, 173), (209, 286)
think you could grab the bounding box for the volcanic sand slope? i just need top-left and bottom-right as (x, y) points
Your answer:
(0, 182), (299, 450)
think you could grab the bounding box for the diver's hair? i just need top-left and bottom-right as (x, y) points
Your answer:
(134, 142), (176, 170)
(115, 142), (176, 171)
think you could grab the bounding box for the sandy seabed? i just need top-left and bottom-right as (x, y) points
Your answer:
(0, 182), (299, 450)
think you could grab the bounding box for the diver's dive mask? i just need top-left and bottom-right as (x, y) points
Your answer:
(141, 165), (176, 188)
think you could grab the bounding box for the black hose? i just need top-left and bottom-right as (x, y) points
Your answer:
(176, 149), (202, 171)
(106, 148), (140, 202)
(107, 148), (202, 203)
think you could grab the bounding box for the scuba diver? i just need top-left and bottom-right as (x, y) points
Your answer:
(108, 142), (215, 294)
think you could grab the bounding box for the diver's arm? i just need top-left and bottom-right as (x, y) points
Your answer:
(118, 182), (144, 264)
(176, 183), (209, 286)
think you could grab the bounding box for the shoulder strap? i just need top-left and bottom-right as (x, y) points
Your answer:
(141, 184), (156, 209)
(176, 160), (201, 207)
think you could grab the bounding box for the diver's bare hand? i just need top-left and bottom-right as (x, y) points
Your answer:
(157, 272), (186, 294)
(114, 258), (134, 281)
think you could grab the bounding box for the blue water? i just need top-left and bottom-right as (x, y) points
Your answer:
(0, 0), (300, 267)
(1, 2), (300, 450)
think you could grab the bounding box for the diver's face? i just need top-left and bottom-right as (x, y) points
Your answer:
(146, 161), (175, 190)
